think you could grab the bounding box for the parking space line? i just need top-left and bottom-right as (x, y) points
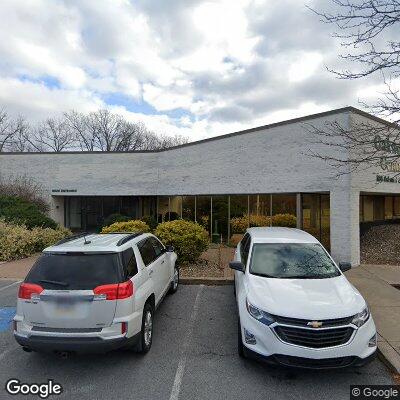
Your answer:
(0, 281), (22, 293)
(169, 285), (204, 400)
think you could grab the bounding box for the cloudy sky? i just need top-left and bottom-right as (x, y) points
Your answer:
(0, 0), (384, 141)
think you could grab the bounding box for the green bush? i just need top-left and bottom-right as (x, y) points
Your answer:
(102, 213), (130, 227)
(0, 219), (71, 261)
(141, 215), (158, 231)
(230, 213), (297, 233)
(155, 220), (209, 264)
(272, 213), (297, 227)
(0, 196), (57, 229)
(101, 219), (150, 233)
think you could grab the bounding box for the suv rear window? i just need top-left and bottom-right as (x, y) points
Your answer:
(25, 252), (123, 290)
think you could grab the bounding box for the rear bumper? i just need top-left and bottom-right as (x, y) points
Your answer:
(14, 332), (140, 354)
(243, 346), (377, 369)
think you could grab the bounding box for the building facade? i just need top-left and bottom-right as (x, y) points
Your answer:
(1, 107), (399, 265)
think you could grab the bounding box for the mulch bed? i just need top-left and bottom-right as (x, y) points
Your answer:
(361, 224), (400, 265)
(179, 258), (224, 278)
(179, 245), (235, 278)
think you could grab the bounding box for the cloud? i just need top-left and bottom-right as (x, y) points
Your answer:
(0, 0), (386, 141)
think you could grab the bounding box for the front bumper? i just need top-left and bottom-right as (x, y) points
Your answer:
(14, 332), (140, 354)
(243, 346), (376, 369)
(239, 302), (377, 366)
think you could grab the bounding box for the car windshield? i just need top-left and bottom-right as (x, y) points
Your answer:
(26, 252), (122, 290)
(249, 243), (340, 279)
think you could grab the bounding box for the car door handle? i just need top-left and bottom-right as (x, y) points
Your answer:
(149, 270), (154, 275)
(161, 260), (165, 264)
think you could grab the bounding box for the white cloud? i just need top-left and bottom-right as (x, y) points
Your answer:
(0, 0), (386, 142)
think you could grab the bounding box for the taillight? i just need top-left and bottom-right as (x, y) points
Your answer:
(117, 280), (134, 299)
(121, 322), (127, 335)
(18, 283), (43, 299)
(93, 281), (134, 300)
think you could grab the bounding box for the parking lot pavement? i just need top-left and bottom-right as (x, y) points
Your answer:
(0, 282), (395, 400)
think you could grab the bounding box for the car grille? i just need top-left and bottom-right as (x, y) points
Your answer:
(274, 326), (354, 348)
(274, 354), (356, 369)
(271, 314), (354, 328)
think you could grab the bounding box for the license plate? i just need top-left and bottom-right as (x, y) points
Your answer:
(54, 297), (76, 313)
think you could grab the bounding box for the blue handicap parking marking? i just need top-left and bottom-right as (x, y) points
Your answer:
(0, 307), (16, 332)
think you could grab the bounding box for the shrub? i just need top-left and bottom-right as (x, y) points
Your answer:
(0, 196), (57, 229)
(0, 219), (71, 261)
(101, 219), (150, 233)
(141, 215), (158, 231)
(230, 214), (271, 233)
(0, 174), (49, 212)
(102, 213), (130, 227)
(272, 213), (297, 227)
(230, 213), (297, 233)
(155, 220), (209, 264)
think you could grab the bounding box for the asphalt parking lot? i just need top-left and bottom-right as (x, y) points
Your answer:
(0, 280), (395, 399)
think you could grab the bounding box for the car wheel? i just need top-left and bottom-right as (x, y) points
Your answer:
(135, 303), (154, 354)
(169, 265), (179, 294)
(238, 319), (245, 358)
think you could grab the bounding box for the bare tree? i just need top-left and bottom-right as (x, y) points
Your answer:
(0, 174), (49, 211)
(26, 117), (75, 152)
(308, 0), (400, 171)
(0, 110), (27, 152)
(64, 109), (189, 151)
(63, 110), (96, 151)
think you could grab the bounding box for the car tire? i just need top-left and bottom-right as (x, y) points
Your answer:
(169, 265), (179, 294)
(238, 319), (245, 358)
(135, 303), (154, 354)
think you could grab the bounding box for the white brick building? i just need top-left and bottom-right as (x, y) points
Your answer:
(1, 107), (399, 265)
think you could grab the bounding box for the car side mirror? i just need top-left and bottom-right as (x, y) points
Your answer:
(229, 261), (245, 272)
(339, 262), (351, 272)
(166, 245), (175, 252)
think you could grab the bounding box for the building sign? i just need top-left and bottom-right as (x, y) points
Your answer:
(374, 135), (400, 184)
(52, 189), (77, 193)
(376, 175), (400, 184)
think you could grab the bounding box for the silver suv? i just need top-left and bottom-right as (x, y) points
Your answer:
(13, 232), (179, 355)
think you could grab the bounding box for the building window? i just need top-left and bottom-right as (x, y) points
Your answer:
(301, 193), (330, 250)
(182, 196), (196, 221)
(385, 196), (393, 219)
(229, 195), (249, 240)
(272, 194), (296, 225)
(394, 197), (400, 218)
(196, 196), (211, 235)
(211, 196), (229, 243)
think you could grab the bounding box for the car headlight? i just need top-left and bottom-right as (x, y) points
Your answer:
(246, 298), (275, 326)
(351, 306), (370, 327)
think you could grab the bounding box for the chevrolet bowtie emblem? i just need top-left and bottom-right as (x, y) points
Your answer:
(307, 321), (323, 328)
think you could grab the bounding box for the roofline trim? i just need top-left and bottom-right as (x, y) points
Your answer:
(0, 106), (397, 156)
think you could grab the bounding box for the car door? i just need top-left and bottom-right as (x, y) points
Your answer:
(149, 237), (170, 295)
(137, 238), (164, 304)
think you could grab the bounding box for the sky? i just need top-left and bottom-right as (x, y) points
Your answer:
(0, 0), (386, 141)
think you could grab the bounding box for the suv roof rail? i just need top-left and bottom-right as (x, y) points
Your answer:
(54, 232), (91, 246)
(115, 232), (144, 246)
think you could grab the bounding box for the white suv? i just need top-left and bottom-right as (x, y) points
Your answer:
(13, 232), (178, 355)
(231, 227), (377, 369)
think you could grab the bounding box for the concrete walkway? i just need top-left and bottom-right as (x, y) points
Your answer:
(0, 254), (39, 280)
(345, 265), (400, 373)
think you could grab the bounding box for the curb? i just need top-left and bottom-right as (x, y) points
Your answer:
(180, 277), (234, 285)
(377, 342), (400, 375)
